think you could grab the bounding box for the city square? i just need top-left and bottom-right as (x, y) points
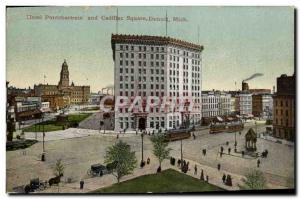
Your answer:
(6, 6), (295, 194)
(6, 118), (294, 193)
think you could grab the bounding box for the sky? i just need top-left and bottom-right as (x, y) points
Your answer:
(6, 6), (294, 92)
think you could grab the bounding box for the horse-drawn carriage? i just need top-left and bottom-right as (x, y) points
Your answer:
(87, 164), (108, 177)
(24, 178), (47, 193)
(87, 162), (115, 177)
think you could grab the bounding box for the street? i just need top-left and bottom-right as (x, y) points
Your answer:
(6, 121), (294, 193)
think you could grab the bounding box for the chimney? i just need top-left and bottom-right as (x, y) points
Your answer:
(242, 81), (249, 91)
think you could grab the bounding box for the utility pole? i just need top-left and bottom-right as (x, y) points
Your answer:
(165, 10), (168, 36)
(116, 8), (119, 34)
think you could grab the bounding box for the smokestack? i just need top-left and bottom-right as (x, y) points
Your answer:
(242, 81), (249, 91)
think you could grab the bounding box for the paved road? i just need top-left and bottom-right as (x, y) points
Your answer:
(7, 121), (294, 193)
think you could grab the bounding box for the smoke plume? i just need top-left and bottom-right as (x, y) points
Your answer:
(243, 73), (264, 82)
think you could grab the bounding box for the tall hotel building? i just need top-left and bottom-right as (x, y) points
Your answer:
(111, 34), (203, 131)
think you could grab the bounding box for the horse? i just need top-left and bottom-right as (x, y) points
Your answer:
(48, 174), (63, 186)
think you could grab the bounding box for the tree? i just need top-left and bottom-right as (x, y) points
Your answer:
(150, 133), (171, 172)
(104, 140), (137, 183)
(54, 159), (64, 177)
(243, 169), (266, 190)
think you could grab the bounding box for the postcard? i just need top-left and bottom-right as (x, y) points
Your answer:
(6, 6), (295, 194)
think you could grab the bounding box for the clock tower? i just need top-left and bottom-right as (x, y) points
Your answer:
(58, 59), (69, 88)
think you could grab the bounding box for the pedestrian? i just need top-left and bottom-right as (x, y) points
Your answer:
(257, 159), (261, 168)
(147, 157), (150, 164)
(194, 164), (198, 175)
(80, 179), (84, 189)
(228, 148), (231, 155)
(177, 159), (181, 167)
(116, 134), (119, 139)
(226, 141), (229, 146)
(193, 133), (196, 140)
(136, 130), (138, 135)
(222, 174), (226, 183)
(206, 175), (209, 182)
(200, 169), (204, 180)
(217, 163), (221, 171)
(242, 151), (245, 157)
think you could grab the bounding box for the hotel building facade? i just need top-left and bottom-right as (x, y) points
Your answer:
(111, 34), (203, 131)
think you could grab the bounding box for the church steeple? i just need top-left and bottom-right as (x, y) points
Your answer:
(59, 59), (69, 87)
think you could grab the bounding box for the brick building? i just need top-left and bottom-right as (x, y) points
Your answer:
(272, 74), (295, 141)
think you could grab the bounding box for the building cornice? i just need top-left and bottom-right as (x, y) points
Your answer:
(111, 34), (204, 60)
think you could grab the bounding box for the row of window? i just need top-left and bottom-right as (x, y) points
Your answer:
(119, 45), (165, 52)
(119, 68), (165, 75)
(120, 52), (165, 60)
(169, 48), (200, 58)
(118, 45), (200, 58)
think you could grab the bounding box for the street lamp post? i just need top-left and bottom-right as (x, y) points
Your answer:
(103, 119), (106, 134)
(41, 114), (45, 161)
(99, 120), (101, 133)
(255, 121), (258, 135)
(180, 138), (183, 172)
(234, 131), (237, 152)
(35, 120), (37, 140)
(141, 133), (144, 167)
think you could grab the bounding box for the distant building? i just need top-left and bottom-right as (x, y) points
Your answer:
(201, 90), (231, 118)
(235, 92), (253, 115)
(242, 81), (271, 94)
(34, 60), (90, 110)
(230, 96), (237, 114)
(273, 74), (295, 141)
(112, 34), (203, 131)
(89, 92), (106, 105)
(252, 93), (273, 119)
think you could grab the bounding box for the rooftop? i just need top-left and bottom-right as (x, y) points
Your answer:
(111, 34), (204, 52)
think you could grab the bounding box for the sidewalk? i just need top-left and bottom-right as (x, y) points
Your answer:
(36, 157), (244, 193)
(24, 128), (135, 142)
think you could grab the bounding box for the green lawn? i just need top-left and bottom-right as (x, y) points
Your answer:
(92, 169), (223, 193)
(23, 113), (92, 132)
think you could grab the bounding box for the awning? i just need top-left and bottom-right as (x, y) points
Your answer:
(216, 116), (223, 122)
(40, 107), (52, 113)
(17, 109), (41, 117)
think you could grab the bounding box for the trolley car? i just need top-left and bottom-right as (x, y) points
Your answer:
(165, 126), (194, 141)
(209, 123), (227, 134)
